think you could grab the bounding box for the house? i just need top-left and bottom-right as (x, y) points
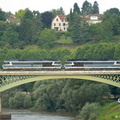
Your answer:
(5, 14), (20, 25)
(51, 15), (68, 31)
(86, 14), (102, 25)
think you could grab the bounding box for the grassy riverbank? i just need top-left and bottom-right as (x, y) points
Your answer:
(98, 101), (120, 120)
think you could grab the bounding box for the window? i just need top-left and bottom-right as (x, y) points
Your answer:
(56, 18), (58, 21)
(59, 23), (61, 26)
(54, 23), (56, 26)
(63, 23), (65, 26)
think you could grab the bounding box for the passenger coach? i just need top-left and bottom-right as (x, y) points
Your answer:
(64, 59), (120, 70)
(2, 59), (62, 70)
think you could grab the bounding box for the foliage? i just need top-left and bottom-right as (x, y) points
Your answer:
(38, 28), (57, 49)
(92, 1), (99, 14)
(15, 9), (27, 19)
(81, 0), (92, 15)
(0, 8), (6, 21)
(79, 102), (100, 120)
(32, 79), (110, 112)
(51, 7), (65, 17)
(41, 11), (53, 28)
(73, 3), (81, 14)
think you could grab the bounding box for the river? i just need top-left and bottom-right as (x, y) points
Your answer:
(3, 109), (78, 120)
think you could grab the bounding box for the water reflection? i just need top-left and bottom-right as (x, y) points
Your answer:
(3, 109), (77, 120)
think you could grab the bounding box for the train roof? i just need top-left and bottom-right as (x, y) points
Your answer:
(66, 59), (120, 61)
(4, 59), (60, 62)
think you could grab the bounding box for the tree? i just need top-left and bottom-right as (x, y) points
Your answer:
(2, 26), (19, 47)
(92, 1), (99, 14)
(18, 9), (41, 44)
(51, 7), (65, 17)
(68, 12), (81, 43)
(73, 3), (81, 14)
(23, 95), (32, 108)
(103, 8), (120, 21)
(79, 102), (99, 120)
(15, 9), (26, 19)
(0, 8), (6, 21)
(38, 28), (57, 49)
(9, 92), (26, 108)
(41, 11), (53, 28)
(81, 0), (92, 15)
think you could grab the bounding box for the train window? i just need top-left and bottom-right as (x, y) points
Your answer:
(116, 62), (120, 64)
(54, 62), (60, 64)
(4, 62), (9, 64)
(65, 62), (72, 64)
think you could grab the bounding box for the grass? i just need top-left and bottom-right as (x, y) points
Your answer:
(56, 35), (73, 44)
(98, 101), (120, 120)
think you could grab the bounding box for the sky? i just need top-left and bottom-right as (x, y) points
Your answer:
(1, 0), (120, 15)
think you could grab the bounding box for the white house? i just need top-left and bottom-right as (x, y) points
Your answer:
(51, 15), (69, 31)
(86, 14), (102, 25)
(5, 14), (20, 25)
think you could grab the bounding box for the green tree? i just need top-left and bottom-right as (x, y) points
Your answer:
(92, 1), (99, 14)
(103, 8), (120, 21)
(38, 28), (57, 49)
(9, 92), (26, 108)
(73, 3), (81, 14)
(79, 102), (100, 120)
(81, 0), (92, 15)
(18, 9), (41, 44)
(15, 9), (26, 19)
(41, 11), (53, 28)
(0, 8), (6, 21)
(51, 7), (65, 17)
(2, 26), (19, 47)
(23, 95), (32, 108)
(68, 12), (81, 43)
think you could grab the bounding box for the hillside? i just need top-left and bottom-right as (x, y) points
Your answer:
(98, 101), (120, 120)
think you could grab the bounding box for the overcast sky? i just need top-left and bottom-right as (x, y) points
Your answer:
(1, 0), (120, 14)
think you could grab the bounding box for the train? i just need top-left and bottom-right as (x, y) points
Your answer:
(64, 59), (120, 70)
(2, 59), (62, 70)
(2, 59), (120, 70)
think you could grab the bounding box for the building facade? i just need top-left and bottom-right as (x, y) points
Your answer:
(51, 15), (68, 31)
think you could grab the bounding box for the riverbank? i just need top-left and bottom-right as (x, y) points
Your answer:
(98, 101), (120, 120)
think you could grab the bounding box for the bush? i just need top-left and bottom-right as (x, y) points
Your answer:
(79, 102), (100, 120)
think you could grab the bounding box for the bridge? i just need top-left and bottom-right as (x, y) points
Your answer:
(0, 70), (120, 112)
(0, 70), (120, 92)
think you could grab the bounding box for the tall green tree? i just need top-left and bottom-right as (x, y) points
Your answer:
(0, 8), (6, 21)
(73, 3), (81, 14)
(18, 9), (41, 44)
(92, 1), (99, 14)
(81, 0), (92, 15)
(41, 11), (53, 28)
(68, 12), (81, 43)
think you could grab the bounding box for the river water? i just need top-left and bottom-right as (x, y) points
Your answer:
(3, 109), (78, 120)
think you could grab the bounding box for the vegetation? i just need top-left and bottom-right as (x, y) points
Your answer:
(79, 102), (100, 120)
(98, 102), (120, 120)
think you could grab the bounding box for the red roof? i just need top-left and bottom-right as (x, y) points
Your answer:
(52, 14), (68, 22)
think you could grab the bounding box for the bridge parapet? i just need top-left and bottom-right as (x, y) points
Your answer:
(0, 71), (120, 75)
